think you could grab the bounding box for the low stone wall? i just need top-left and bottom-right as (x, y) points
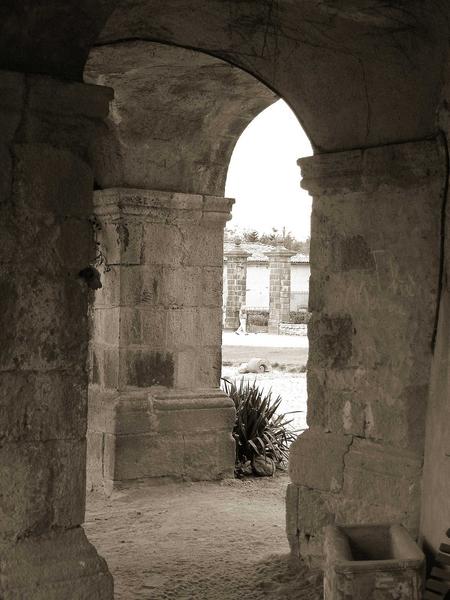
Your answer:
(279, 323), (308, 336)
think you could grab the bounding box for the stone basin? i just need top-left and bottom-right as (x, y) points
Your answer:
(324, 524), (425, 599)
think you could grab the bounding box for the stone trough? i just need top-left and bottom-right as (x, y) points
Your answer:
(323, 524), (424, 600)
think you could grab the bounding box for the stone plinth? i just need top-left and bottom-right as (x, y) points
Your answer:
(88, 188), (236, 492)
(265, 246), (295, 334)
(324, 524), (424, 599)
(287, 139), (443, 565)
(224, 242), (250, 329)
(0, 71), (113, 598)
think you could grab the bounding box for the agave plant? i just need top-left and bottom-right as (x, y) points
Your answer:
(221, 377), (299, 477)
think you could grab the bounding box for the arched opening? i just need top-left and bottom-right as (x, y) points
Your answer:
(0, 3), (448, 598)
(222, 99), (313, 452)
(82, 40), (321, 597)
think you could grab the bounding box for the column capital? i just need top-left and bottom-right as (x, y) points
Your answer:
(298, 138), (444, 197)
(94, 188), (234, 226)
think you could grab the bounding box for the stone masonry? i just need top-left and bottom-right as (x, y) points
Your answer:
(265, 247), (295, 334)
(0, 71), (114, 598)
(224, 241), (250, 329)
(287, 139), (443, 565)
(87, 188), (236, 492)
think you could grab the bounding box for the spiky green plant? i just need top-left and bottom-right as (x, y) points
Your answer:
(221, 377), (298, 476)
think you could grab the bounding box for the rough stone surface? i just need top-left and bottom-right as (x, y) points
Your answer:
(3, 4), (450, 594)
(288, 139), (443, 563)
(0, 70), (113, 598)
(324, 524), (424, 600)
(224, 243), (250, 329)
(85, 42), (277, 196)
(265, 247), (295, 335)
(88, 188), (236, 490)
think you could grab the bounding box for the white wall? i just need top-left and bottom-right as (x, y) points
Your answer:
(246, 264), (270, 308)
(223, 261), (310, 311)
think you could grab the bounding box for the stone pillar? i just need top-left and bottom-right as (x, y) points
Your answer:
(224, 241), (250, 329)
(286, 140), (443, 565)
(88, 188), (236, 492)
(265, 246), (295, 334)
(0, 72), (113, 597)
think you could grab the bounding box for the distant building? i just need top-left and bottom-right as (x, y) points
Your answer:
(223, 241), (310, 312)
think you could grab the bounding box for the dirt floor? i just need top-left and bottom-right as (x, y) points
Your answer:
(85, 474), (322, 600)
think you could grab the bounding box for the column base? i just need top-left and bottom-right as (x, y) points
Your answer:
(88, 388), (236, 493)
(0, 528), (113, 599)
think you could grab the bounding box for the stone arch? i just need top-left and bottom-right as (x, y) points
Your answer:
(2, 4), (450, 597)
(84, 40), (279, 195)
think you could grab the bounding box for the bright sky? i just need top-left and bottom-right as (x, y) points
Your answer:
(225, 99), (313, 241)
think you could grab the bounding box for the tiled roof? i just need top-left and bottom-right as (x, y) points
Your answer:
(223, 242), (309, 264)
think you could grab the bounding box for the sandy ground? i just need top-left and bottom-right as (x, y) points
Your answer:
(85, 474), (322, 600)
(83, 333), (316, 599)
(222, 332), (308, 369)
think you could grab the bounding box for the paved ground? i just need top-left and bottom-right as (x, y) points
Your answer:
(85, 474), (322, 600)
(222, 332), (308, 369)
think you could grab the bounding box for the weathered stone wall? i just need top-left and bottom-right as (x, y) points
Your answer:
(287, 139), (443, 564)
(0, 70), (113, 598)
(224, 245), (250, 330)
(88, 188), (236, 492)
(421, 132), (450, 555)
(266, 248), (295, 335)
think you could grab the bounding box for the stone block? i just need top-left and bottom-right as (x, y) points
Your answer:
(0, 440), (86, 539)
(202, 267), (223, 306)
(0, 371), (87, 442)
(93, 265), (120, 308)
(155, 398), (235, 434)
(92, 307), (120, 346)
(342, 438), (422, 533)
(105, 432), (185, 481)
(286, 483), (299, 554)
(289, 428), (352, 491)
(197, 346), (222, 388)
(13, 143), (93, 216)
(166, 306), (198, 349)
(324, 524), (424, 600)
(161, 265), (202, 306)
(142, 222), (183, 266)
(140, 307), (168, 346)
(186, 227), (224, 267)
(175, 349), (197, 389)
(98, 221), (143, 265)
(298, 486), (335, 536)
(0, 268), (89, 371)
(86, 431), (104, 493)
(198, 307), (222, 346)
(122, 348), (174, 388)
(183, 431), (235, 479)
(119, 264), (163, 307)
(308, 313), (354, 369)
(102, 346), (120, 389)
(0, 527), (113, 599)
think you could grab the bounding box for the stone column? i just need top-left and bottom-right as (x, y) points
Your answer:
(88, 188), (236, 492)
(265, 246), (295, 334)
(286, 140), (443, 565)
(0, 72), (113, 597)
(224, 241), (250, 329)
